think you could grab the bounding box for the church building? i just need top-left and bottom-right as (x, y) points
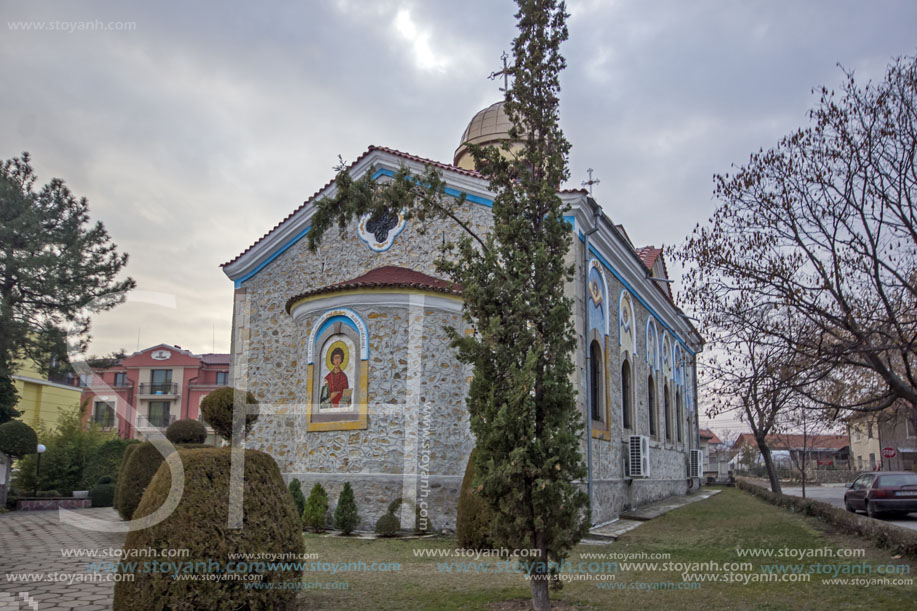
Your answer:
(222, 101), (704, 530)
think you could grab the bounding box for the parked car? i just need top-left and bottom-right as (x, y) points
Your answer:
(844, 472), (917, 519)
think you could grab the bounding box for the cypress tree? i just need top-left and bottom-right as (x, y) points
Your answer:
(453, 3), (589, 607)
(307, 2), (588, 606)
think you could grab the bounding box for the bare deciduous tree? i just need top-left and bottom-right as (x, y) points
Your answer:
(676, 56), (917, 413)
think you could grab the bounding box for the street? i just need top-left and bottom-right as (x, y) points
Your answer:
(781, 484), (917, 531)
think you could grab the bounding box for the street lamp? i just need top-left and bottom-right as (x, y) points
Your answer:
(33, 443), (46, 497)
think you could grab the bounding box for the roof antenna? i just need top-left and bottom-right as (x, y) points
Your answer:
(582, 168), (600, 196)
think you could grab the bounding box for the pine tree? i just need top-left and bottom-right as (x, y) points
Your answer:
(0, 377), (20, 425)
(0, 153), (135, 382)
(307, 1), (587, 607)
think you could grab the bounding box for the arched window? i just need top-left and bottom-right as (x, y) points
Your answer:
(676, 389), (683, 443)
(304, 308), (370, 432)
(664, 385), (672, 442)
(648, 374), (657, 437)
(590, 340), (603, 422)
(621, 360), (632, 429)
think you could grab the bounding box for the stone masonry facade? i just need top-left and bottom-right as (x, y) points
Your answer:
(226, 149), (702, 531)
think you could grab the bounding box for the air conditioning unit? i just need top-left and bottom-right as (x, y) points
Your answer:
(689, 449), (703, 478)
(628, 435), (651, 478)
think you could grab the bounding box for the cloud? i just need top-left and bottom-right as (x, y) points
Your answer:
(393, 7), (449, 73)
(1, 0), (916, 363)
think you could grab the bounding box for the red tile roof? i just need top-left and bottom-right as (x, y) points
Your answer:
(285, 266), (460, 313)
(636, 246), (663, 270)
(733, 433), (848, 452)
(699, 428), (723, 444)
(200, 353), (231, 365)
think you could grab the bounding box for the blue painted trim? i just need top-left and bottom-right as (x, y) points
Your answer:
(316, 316), (359, 341)
(235, 225), (311, 288)
(307, 308), (370, 364)
(372, 168), (494, 207)
(579, 231), (696, 356)
(563, 215), (576, 228)
(236, 166), (494, 287)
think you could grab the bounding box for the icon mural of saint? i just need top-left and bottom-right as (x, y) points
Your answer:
(320, 340), (352, 408)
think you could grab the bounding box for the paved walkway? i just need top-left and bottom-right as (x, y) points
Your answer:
(587, 489), (720, 541)
(0, 508), (124, 610)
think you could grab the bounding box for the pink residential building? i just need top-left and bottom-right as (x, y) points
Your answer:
(79, 344), (230, 440)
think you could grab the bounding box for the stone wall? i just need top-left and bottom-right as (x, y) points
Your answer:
(572, 239), (698, 524)
(234, 205), (485, 529)
(232, 193), (701, 529)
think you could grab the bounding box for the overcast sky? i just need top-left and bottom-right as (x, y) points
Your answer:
(2, 1), (915, 433)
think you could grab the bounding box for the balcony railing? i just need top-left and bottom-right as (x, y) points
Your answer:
(136, 413), (176, 429)
(86, 379), (133, 389)
(138, 382), (178, 395)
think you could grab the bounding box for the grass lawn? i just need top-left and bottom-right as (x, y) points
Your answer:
(296, 488), (916, 610)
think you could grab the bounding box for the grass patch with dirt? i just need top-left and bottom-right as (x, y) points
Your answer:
(295, 488), (916, 610)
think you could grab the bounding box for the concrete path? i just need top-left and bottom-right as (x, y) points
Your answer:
(587, 489), (720, 541)
(0, 508), (124, 610)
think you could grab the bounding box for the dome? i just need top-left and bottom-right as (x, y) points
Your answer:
(453, 101), (522, 170)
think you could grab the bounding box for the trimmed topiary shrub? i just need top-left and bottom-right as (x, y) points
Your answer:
(113, 443), (140, 516)
(387, 498), (404, 515)
(375, 512), (399, 537)
(97, 475), (114, 485)
(200, 387), (259, 441)
(382, 497), (433, 534)
(303, 483), (329, 532)
(90, 483), (116, 507)
(456, 448), (494, 550)
(113, 448), (303, 611)
(0, 420), (37, 458)
(288, 479), (305, 518)
(114, 442), (166, 520)
(165, 419), (207, 444)
(334, 482), (359, 535)
(114, 441), (207, 520)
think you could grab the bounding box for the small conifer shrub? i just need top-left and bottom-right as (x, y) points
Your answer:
(302, 483), (329, 532)
(288, 478), (306, 518)
(333, 482), (359, 535)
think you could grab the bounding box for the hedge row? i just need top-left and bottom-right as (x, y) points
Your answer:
(736, 478), (917, 559)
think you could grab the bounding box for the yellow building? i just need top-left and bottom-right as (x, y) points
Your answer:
(11, 359), (82, 433)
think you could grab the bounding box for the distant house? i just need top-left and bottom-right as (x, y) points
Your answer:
(731, 433), (849, 469)
(78, 344), (230, 442)
(699, 428), (730, 482)
(11, 358), (82, 433)
(848, 403), (917, 472)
